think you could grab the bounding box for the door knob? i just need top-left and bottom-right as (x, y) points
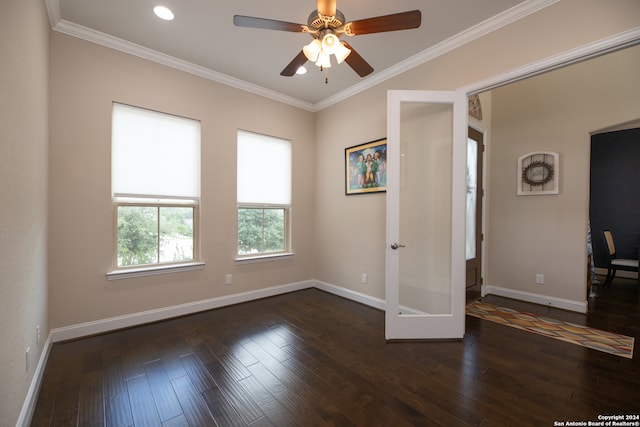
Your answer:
(390, 243), (405, 250)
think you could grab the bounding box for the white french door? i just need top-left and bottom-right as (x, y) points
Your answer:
(385, 90), (467, 340)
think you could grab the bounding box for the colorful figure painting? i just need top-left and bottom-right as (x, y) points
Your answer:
(345, 138), (387, 195)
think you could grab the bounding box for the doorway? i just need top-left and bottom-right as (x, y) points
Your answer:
(589, 127), (640, 279)
(466, 127), (484, 290)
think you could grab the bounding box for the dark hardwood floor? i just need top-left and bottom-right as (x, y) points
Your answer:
(31, 277), (640, 426)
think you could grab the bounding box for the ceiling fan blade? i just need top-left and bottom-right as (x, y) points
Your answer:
(342, 42), (374, 77)
(317, 0), (337, 17)
(346, 10), (421, 35)
(280, 51), (308, 76)
(233, 15), (305, 33)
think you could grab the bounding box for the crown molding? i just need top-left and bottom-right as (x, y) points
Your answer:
(49, 19), (317, 112)
(314, 0), (558, 110)
(460, 26), (640, 95)
(45, 0), (61, 27)
(46, 0), (557, 112)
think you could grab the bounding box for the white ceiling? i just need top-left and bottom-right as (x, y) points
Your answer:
(47, 0), (552, 111)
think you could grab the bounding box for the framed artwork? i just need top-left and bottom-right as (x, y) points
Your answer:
(517, 151), (559, 195)
(345, 138), (387, 195)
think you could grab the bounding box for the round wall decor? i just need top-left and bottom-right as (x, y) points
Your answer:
(521, 160), (554, 187)
(517, 152), (559, 195)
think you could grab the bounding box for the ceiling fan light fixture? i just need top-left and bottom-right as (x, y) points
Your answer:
(303, 39), (322, 62)
(234, 5), (422, 80)
(315, 51), (331, 68)
(334, 42), (351, 64)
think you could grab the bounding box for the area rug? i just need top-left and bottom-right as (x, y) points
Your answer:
(466, 300), (634, 359)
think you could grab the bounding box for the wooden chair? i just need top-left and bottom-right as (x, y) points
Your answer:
(602, 229), (639, 288)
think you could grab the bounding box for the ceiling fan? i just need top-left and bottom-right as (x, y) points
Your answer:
(233, 0), (421, 80)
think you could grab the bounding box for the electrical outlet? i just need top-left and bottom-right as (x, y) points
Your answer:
(225, 274), (232, 285)
(536, 274), (544, 284)
(361, 273), (368, 284)
(36, 325), (41, 347)
(25, 347), (30, 372)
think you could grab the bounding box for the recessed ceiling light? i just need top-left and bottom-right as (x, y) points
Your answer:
(296, 67), (307, 75)
(153, 6), (174, 21)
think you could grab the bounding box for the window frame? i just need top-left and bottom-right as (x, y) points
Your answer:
(109, 103), (202, 279)
(236, 130), (293, 262)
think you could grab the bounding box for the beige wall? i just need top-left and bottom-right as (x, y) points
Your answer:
(48, 33), (316, 329)
(487, 45), (640, 301)
(0, 0), (50, 425)
(314, 0), (640, 304)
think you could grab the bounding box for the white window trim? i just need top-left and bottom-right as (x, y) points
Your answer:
(107, 261), (205, 280)
(237, 130), (292, 262)
(234, 253), (295, 265)
(111, 103), (201, 277)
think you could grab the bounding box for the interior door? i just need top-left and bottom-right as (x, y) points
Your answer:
(466, 127), (484, 288)
(385, 90), (467, 340)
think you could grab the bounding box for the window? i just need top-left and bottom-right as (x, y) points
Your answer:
(237, 130), (292, 259)
(111, 103), (200, 272)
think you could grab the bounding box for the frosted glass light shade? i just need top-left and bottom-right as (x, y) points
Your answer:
(303, 39), (322, 62)
(315, 51), (331, 68)
(321, 33), (340, 55)
(334, 42), (351, 64)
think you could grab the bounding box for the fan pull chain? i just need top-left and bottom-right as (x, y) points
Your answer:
(319, 65), (329, 84)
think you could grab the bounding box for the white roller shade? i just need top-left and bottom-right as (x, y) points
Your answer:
(112, 103), (200, 199)
(237, 130), (291, 205)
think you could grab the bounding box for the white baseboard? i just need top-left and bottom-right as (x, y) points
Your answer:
(313, 280), (386, 311)
(16, 333), (53, 427)
(482, 284), (588, 313)
(48, 280), (589, 345)
(50, 280), (314, 343)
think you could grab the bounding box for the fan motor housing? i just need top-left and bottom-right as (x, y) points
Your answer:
(308, 9), (345, 29)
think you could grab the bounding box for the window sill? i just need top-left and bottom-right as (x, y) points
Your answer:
(234, 253), (294, 265)
(107, 262), (205, 281)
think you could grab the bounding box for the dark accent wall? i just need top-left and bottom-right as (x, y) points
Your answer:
(590, 128), (640, 267)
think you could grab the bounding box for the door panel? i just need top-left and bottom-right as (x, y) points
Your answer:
(386, 90), (467, 340)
